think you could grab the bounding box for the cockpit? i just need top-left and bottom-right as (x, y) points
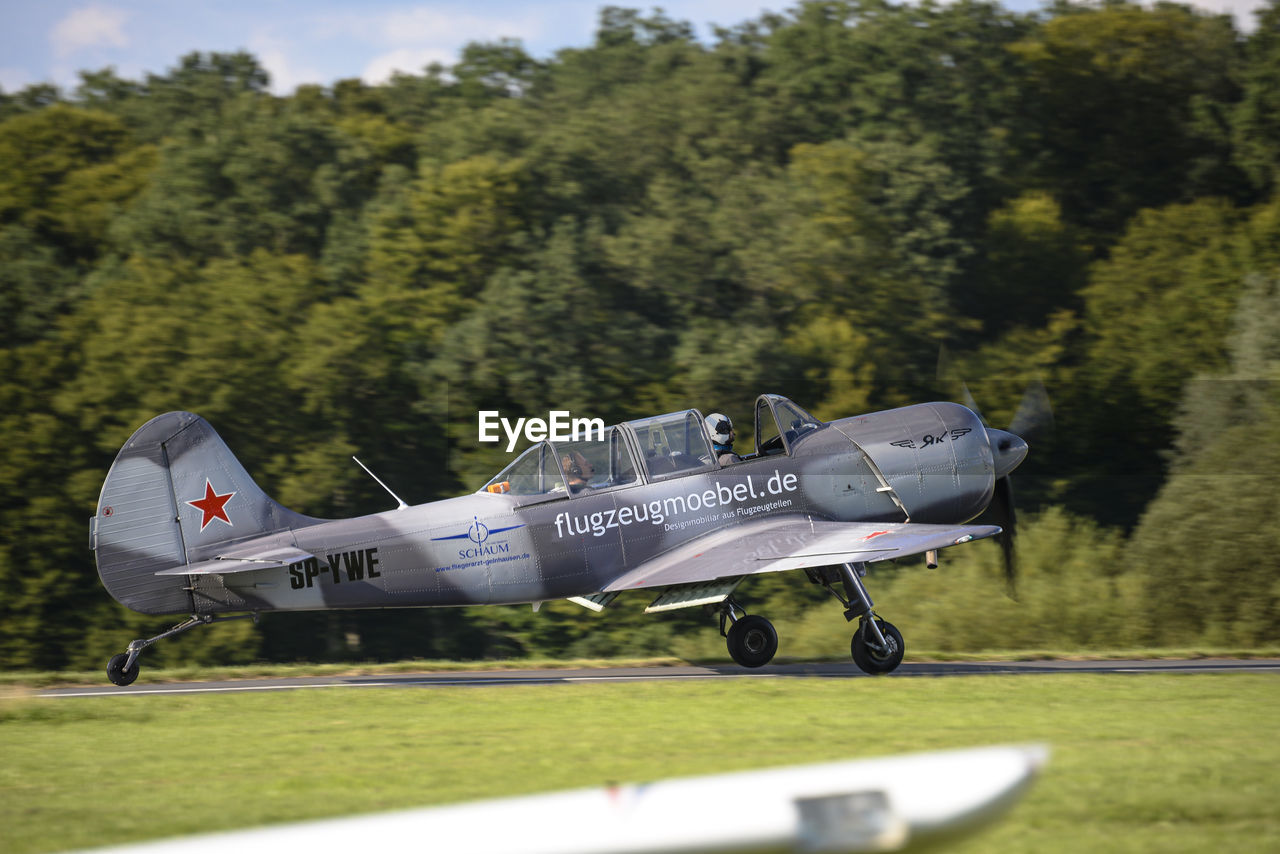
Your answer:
(480, 395), (823, 502)
(481, 425), (638, 498)
(753, 394), (823, 457)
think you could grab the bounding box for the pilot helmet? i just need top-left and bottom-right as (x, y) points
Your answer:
(705, 413), (735, 447)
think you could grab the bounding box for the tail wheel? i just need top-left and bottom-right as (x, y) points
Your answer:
(727, 615), (778, 668)
(106, 653), (139, 687)
(851, 619), (904, 675)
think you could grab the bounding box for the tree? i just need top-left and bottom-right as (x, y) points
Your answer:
(113, 94), (374, 261)
(1127, 273), (1280, 645)
(1010, 2), (1245, 240)
(0, 226), (80, 346)
(1082, 199), (1249, 415)
(1234, 0), (1280, 197)
(0, 82), (61, 121)
(0, 105), (130, 239)
(966, 191), (1088, 339)
(734, 134), (970, 408)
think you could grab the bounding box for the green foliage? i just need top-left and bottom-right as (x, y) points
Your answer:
(0, 1), (1277, 669)
(0, 105), (129, 235)
(968, 191), (1088, 337)
(1234, 0), (1280, 196)
(1009, 1), (1245, 238)
(1083, 199), (1251, 412)
(1128, 273), (1280, 645)
(874, 508), (1139, 651)
(1052, 197), (1265, 523)
(0, 226), (80, 345)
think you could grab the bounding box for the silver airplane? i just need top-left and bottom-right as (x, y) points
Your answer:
(92, 394), (1029, 685)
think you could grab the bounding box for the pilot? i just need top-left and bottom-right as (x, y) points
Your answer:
(561, 451), (594, 492)
(704, 413), (742, 465)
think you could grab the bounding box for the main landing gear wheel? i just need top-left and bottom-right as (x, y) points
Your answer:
(727, 614), (778, 668)
(851, 619), (904, 675)
(106, 653), (139, 687)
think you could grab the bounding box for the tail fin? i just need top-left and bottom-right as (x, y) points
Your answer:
(92, 412), (317, 614)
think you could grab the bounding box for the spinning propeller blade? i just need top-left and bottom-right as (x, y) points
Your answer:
(991, 475), (1017, 595)
(1008, 379), (1054, 443)
(937, 347), (1050, 597)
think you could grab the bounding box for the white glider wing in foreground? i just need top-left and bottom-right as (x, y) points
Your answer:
(83, 744), (1048, 854)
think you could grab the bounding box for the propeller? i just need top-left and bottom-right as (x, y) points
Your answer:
(991, 473), (1017, 592)
(1008, 379), (1054, 441)
(937, 348), (1053, 596)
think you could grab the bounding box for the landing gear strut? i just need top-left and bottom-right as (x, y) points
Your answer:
(807, 562), (906, 675)
(105, 613), (257, 686)
(715, 598), (778, 668)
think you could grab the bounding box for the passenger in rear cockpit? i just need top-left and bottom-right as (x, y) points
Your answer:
(561, 451), (594, 492)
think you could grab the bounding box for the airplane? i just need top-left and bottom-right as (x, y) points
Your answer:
(91, 393), (1030, 685)
(77, 744), (1048, 853)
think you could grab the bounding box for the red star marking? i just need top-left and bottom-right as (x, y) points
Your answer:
(860, 530), (892, 541)
(187, 479), (235, 531)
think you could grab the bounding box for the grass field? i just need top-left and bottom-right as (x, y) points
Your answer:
(2, 673), (1276, 853)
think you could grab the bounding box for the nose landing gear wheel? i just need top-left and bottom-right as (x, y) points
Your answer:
(726, 614), (778, 668)
(106, 653), (139, 687)
(851, 619), (904, 674)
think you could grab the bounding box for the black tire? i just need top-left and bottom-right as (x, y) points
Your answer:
(726, 615), (778, 668)
(106, 653), (139, 687)
(851, 619), (904, 675)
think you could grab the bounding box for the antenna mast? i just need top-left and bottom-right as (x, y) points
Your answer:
(352, 457), (408, 510)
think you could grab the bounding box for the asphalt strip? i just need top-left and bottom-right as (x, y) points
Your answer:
(34, 659), (1280, 699)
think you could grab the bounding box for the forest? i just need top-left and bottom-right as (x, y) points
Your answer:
(1, 0), (1278, 670)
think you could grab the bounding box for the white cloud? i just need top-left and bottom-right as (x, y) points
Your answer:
(992, 0), (1267, 30)
(318, 5), (554, 85)
(50, 4), (130, 58)
(314, 5), (549, 54)
(1188, 0), (1268, 29)
(374, 7), (545, 46)
(0, 67), (34, 93)
(363, 47), (457, 86)
(250, 30), (327, 95)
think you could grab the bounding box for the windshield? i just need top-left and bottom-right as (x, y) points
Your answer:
(756, 395), (823, 456)
(626, 410), (715, 478)
(482, 442), (566, 497)
(773, 397), (822, 434)
(482, 427), (639, 498)
(550, 427), (638, 494)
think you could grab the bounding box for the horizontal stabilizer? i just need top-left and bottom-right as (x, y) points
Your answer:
(155, 546), (315, 576)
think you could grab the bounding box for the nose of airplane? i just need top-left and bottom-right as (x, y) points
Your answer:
(987, 429), (1029, 478)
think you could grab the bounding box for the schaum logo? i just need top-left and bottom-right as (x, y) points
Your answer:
(432, 517), (526, 560)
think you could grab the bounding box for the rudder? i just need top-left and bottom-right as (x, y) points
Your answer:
(92, 412), (317, 614)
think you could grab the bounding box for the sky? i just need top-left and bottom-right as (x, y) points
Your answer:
(0, 0), (1269, 97)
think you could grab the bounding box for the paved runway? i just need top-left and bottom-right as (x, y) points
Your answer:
(39, 658), (1280, 698)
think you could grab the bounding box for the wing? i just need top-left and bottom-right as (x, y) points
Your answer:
(603, 516), (1000, 592)
(154, 545), (316, 576)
